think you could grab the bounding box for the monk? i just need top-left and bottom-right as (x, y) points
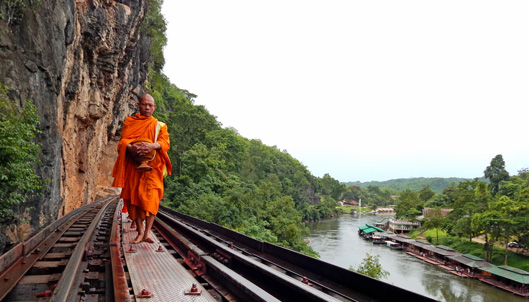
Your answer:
(112, 94), (172, 243)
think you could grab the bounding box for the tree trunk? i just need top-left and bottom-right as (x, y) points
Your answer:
(484, 234), (492, 262)
(504, 243), (509, 265)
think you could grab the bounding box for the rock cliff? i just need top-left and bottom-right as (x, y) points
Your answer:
(0, 0), (150, 250)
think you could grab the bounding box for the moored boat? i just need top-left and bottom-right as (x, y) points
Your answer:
(385, 241), (403, 250)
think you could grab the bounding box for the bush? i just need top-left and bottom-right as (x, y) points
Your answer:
(0, 84), (42, 222)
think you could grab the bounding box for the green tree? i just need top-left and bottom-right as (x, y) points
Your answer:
(0, 84), (43, 221)
(494, 196), (519, 265)
(366, 185), (393, 207)
(394, 189), (423, 220)
(517, 168), (529, 186)
(141, 0), (167, 72)
(443, 180), (488, 242)
(422, 208), (443, 244)
(317, 173), (345, 200)
(424, 193), (452, 208)
(351, 253), (390, 280)
(419, 185), (435, 202)
(343, 185), (367, 203)
(484, 154), (509, 195)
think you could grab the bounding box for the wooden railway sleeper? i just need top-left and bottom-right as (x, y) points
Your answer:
(0, 198), (112, 301)
(49, 197), (117, 301)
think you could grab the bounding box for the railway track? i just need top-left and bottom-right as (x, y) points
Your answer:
(0, 196), (119, 301)
(154, 205), (437, 302)
(0, 198), (436, 301)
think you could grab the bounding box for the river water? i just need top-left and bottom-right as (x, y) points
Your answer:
(305, 214), (526, 302)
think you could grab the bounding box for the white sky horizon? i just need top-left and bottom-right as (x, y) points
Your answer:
(161, 1), (528, 182)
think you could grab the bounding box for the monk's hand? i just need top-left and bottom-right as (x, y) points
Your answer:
(149, 142), (161, 152)
(142, 142), (160, 154)
(136, 142), (151, 156)
(127, 143), (141, 157)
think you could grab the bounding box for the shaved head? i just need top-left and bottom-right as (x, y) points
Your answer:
(137, 94), (156, 117)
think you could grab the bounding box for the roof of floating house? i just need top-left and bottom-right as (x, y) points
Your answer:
(409, 240), (432, 249)
(358, 224), (386, 234)
(480, 265), (529, 284)
(376, 208), (394, 212)
(372, 231), (388, 237)
(405, 241), (460, 257)
(447, 254), (493, 269)
(429, 245), (460, 257)
(386, 234), (416, 243)
(389, 219), (421, 226)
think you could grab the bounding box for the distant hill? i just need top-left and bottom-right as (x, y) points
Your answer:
(344, 177), (477, 194)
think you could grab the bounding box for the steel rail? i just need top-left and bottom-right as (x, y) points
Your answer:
(156, 210), (344, 302)
(158, 206), (438, 302)
(0, 197), (109, 301)
(109, 199), (131, 302)
(182, 223), (355, 300)
(49, 196), (116, 301)
(154, 217), (282, 302)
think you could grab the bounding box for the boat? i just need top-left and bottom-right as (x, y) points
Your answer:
(372, 232), (387, 244)
(358, 224), (386, 240)
(385, 241), (403, 250)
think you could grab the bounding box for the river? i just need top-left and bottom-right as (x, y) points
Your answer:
(305, 213), (526, 302)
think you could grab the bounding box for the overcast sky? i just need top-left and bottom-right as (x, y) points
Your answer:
(161, 1), (528, 182)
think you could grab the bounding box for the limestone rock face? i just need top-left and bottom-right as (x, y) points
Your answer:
(0, 0), (149, 250)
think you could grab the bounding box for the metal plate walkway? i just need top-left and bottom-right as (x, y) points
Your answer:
(122, 214), (216, 301)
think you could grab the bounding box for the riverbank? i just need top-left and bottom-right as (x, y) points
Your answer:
(306, 214), (528, 301)
(411, 229), (529, 271)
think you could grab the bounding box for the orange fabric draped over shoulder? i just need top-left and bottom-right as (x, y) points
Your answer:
(112, 114), (172, 219)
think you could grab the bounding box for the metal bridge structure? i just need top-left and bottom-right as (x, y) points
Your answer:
(0, 196), (437, 301)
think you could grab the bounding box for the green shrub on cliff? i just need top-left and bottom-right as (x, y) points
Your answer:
(0, 84), (43, 222)
(0, 0), (40, 25)
(141, 0), (167, 72)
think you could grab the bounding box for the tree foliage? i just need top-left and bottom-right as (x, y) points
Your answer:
(346, 177), (471, 194)
(484, 154), (510, 195)
(342, 185), (394, 209)
(384, 156), (529, 265)
(431, 157), (529, 264)
(394, 189), (423, 220)
(141, 0), (167, 73)
(421, 207), (443, 244)
(351, 253), (390, 280)
(0, 84), (42, 222)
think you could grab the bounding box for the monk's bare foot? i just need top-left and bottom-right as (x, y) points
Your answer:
(142, 237), (155, 244)
(131, 235), (143, 244)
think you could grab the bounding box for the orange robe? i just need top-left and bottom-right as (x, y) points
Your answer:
(112, 114), (172, 220)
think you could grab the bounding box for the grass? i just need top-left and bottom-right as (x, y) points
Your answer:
(410, 228), (529, 272)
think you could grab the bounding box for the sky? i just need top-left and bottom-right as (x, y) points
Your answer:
(161, 1), (528, 182)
